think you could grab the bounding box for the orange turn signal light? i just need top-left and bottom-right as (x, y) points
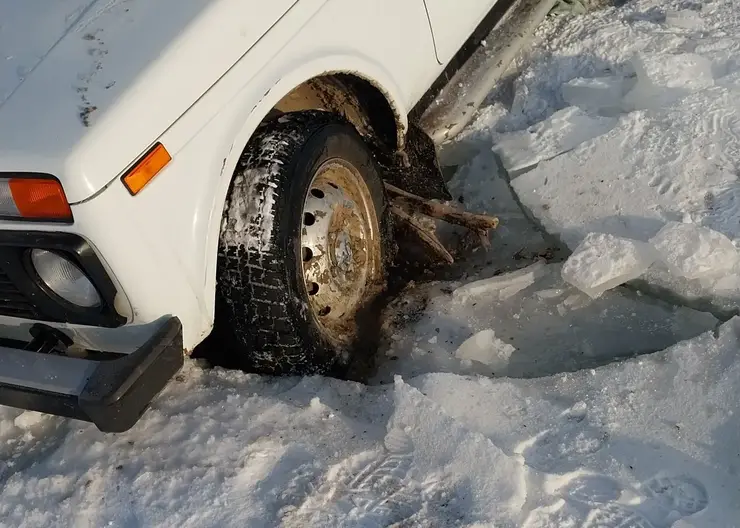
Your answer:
(7, 178), (73, 221)
(121, 143), (171, 196)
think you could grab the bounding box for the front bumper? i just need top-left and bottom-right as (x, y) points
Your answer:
(0, 317), (183, 432)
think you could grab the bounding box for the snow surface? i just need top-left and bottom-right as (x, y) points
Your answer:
(4, 0), (740, 526)
(1, 315), (737, 527)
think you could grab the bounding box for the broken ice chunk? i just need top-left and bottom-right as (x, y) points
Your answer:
(561, 233), (657, 298)
(623, 53), (714, 110)
(534, 288), (565, 300)
(492, 107), (617, 172)
(634, 53), (714, 91)
(665, 9), (703, 30)
(562, 76), (629, 114)
(455, 329), (515, 371)
(649, 222), (739, 279)
(452, 261), (545, 302)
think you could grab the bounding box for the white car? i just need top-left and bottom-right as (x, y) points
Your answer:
(0, 0), (556, 431)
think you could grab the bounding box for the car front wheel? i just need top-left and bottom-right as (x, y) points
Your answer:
(215, 110), (391, 376)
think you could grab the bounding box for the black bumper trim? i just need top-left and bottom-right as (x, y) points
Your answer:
(0, 317), (183, 433)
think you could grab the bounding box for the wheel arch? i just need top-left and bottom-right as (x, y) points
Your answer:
(201, 61), (409, 328)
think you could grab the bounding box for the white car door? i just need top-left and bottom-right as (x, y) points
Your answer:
(423, 0), (499, 64)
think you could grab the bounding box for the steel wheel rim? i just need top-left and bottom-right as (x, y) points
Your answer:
(300, 158), (381, 345)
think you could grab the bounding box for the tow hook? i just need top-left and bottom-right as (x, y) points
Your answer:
(25, 323), (73, 356)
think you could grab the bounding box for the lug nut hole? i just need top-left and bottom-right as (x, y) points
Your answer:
(302, 247), (313, 262)
(318, 306), (331, 316)
(311, 188), (325, 199)
(304, 212), (315, 226)
(308, 282), (319, 296)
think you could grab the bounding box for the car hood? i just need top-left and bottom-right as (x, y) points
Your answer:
(0, 0), (297, 202)
(0, 2), (99, 108)
(0, 0), (89, 105)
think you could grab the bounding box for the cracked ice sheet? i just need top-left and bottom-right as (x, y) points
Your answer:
(375, 262), (718, 382)
(455, 0), (740, 310)
(511, 83), (740, 310)
(492, 106), (618, 173)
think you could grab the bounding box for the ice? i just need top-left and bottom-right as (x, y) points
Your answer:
(13, 411), (44, 430)
(561, 76), (630, 114)
(452, 260), (545, 301)
(534, 288), (565, 300)
(623, 53), (714, 110)
(561, 233), (657, 299)
(492, 107), (617, 172)
(665, 9), (703, 30)
(454, 329), (515, 371)
(649, 221), (740, 280)
(377, 263), (718, 382)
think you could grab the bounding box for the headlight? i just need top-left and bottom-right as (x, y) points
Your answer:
(30, 249), (101, 308)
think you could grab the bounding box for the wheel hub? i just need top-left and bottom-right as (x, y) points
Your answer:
(300, 159), (380, 343)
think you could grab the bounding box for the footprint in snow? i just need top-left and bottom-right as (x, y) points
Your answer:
(582, 502), (656, 528)
(560, 473), (623, 506)
(519, 403), (609, 473)
(638, 474), (709, 523)
(282, 429), (440, 527)
(524, 472), (709, 528)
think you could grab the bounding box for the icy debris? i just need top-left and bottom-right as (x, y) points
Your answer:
(492, 107), (617, 172)
(13, 411), (44, 430)
(453, 261), (545, 301)
(534, 288), (565, 300)
(624, 53), (714, 109)
(455, 329), (515, 371)
(665, 9), (703, 30)
(561, 76), (630, 114)
(649, 222), (740, 279)
(561, 233), (657, 298)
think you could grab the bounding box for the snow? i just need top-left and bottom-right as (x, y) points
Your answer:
(219, 133), (288, 253)
(623, 53), (715, 110)
(649, 221), (740, 280)
(561, 232), (657, 298)
(6, 314), (739, 526)
(4, 0), (740, 526)
(221, 168), (277, 252)
(664, 9), (704, 30)
(497, 0), (740, 311)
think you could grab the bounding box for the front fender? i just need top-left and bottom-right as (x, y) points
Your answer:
(124, 0), (438, 346)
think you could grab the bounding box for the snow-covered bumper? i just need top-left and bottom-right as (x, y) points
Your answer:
(0, 317), (183, 433)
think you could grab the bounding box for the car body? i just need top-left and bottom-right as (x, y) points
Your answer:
(0, 0), (555, 431)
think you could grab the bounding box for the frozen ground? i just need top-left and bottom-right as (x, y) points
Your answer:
(3, 0), (740, 526)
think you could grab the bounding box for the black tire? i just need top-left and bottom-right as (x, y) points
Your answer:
(214, 110), (391, 376)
